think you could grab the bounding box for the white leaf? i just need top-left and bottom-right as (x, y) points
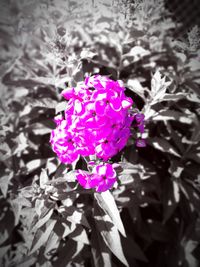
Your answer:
(129, 46), (150, 58)
(40, 169), (49, 189)
(30, 220), (56, 254)
(148, 137), (181, 157)
(45, 231), (60, 255)
(80, 50), (97, 59)
(151, 70), (171, 98)
(56, 101), (67, 114)
(69, 227), (90, 245)
(153, 110), (193, 124)
(161, 93), (188, 102)
(95, 191), (126, 237)
(95, 213), (128, 267)
(127, 79), (147, 99)
(26, 159), (46, 173)
(32, 209), (54, 232)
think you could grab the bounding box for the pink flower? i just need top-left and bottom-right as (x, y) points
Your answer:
(50, 120), (79, 164)
(76, 170), (100, 189)
(50, 75), (139, 164)
(76, 163), (117, 192)
(95, 140), (118, 161)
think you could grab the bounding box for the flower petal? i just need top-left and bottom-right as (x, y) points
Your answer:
(122, 98), (133, 109)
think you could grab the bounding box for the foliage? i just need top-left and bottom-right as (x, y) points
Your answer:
(0, 0), (200, 266)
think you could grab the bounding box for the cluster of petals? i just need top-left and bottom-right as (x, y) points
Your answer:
(76, 163), (117, 192)
(50, 75), (134, 164)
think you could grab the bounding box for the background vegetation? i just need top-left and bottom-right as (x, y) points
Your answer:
(0, 0), (200, 266)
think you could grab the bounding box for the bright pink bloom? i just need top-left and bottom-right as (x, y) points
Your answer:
(76, 170), (100, 189)
(76, 163), (117, 192)
(50, 75), (139, 164)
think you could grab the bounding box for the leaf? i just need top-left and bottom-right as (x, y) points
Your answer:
(95, 191), (126, 237)
(94, 205), (128, 267)
(14, 87), (29, 98)
(119, 173), (134, 185)
(180, 181), (200, 212)
(54, 163), (68, 178)
(160, 93), (188, 101)
(153, 110), (193, 124)
(185, 240), (199, 267)
(169, 160), (184, 179)
(32, 208), (54, 232)
(17, 257), (37, 267)
(0, 245), (11, 263)
(55, 101), (67, 114)
(29, 98), (57, 109)
(0, 172), (13, 198)
(166, 123), (185, 154)
(147, 137), (181, 157)
(45, 231), (60, 255)
(124, 46), (150, 62)
(40, 169), (49, 189)
(30, 219), (56, 254)
(186, 145), (200, 164)
(151, 70), (171, 100)
(80, 49), (97, 60)
(91, 222), (112, 267)
(29, 77), (56, 86)
(126, 78), (147, 100)
(0, 203), (15, 246)
(53, 239), (84, 266)
(186, 92), (200, 103)
(0, 229), (9, 246)
(55, 76), (71, 89)
(58, 206), (90, 228)
(31, 122), (53, 135)
(68, 226), (89, 245)
(10, 199), (22, 226)
(26, 159), (46, 173)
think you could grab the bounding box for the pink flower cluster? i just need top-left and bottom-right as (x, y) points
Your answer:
(50, 75), (134, 164)
(76, 163), (117, 192)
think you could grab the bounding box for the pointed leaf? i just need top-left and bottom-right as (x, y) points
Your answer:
(147, 137), (181, 157)
(91, 223), (112, 267)
(94, 205), (128, 267)
(151, 70), (171, 99)
(30, 219), (56, 254)
(95, 191), (126, 237)
(126, 79), (147, 100)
